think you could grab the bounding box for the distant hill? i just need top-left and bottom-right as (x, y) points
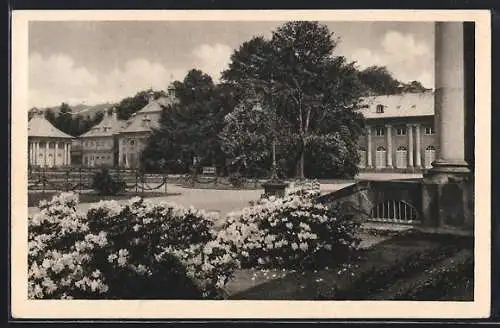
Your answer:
(30, 102), (116, 120)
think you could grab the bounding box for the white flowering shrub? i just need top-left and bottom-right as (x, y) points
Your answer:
(28, 192), (110, 299)
(28, 193), (240, 299)
(219, 192), (361, 270)
(286, 179), (321, 198)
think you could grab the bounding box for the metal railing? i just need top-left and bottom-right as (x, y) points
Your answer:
(27, 166), (178, 194)
(370, 200), (420, 224)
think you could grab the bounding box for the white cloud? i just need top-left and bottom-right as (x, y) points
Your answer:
(349, 30), (434, 88)
(191, 43), (233, 82)
(28, 46), (234, 108)
(29, 52), (187, 108)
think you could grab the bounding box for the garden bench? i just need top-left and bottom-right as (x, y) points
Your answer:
(202, 166), (217, 176)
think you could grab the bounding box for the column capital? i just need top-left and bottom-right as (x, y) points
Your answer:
(413, 123), (421, 127)
(385, 124), (392, 128)
(406, 123), (413, 128)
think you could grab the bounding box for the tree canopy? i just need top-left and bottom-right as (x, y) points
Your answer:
(141, 69), (235, 174)
(43, 103), (105, 137)
(357, 65), (431, 95)
(220, 21), (365, 179)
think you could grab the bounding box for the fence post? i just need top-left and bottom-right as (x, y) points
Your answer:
(135, 170), (138, 193)
(141, 172), (145, 197)
(41, 167), (46, 196)
(79, 166), (82, 193)
(117, 165), (121, 185)
(164, 175), (167, 194)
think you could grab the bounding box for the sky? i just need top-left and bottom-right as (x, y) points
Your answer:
(28, 21), (434, 108)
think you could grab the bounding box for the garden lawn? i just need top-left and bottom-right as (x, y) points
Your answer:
(226, 230), (474, 301)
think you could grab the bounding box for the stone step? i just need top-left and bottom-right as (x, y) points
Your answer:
(330, 239), (463, 300)
(382, 248), (474, 301)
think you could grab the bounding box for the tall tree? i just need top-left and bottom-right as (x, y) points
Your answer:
(54, 103), (74, 135)
(401, 80), (431, 93)
(142, 69), (233, 173)
(357, 65), (402, 95)
(221, 21), (365, 179)
(115, 89), (167, 120)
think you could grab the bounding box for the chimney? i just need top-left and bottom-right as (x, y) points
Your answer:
(111, 107), (117, 120)
(146, 90), (155, 103)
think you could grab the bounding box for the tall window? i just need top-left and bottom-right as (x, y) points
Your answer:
(396, 127), (407, 136)
(375, 127), (385, 136)
(376, 104), (384, 113)
(424, 126), (435, 135)
(396, 145), (408, 168)
(375, 146), (387, 168)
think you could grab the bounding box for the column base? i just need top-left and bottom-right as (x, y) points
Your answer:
(421, 159), (474, 231)
(423, 159), (471, 184)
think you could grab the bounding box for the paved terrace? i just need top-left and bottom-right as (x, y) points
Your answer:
(27, 172), (423, 217)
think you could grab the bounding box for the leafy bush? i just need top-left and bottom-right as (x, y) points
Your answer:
(91, 168), (126, 196)
(217, 191), (361, 270)
(28, 193), (240, 299)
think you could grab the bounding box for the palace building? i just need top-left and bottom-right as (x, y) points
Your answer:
(357, 91), (437, 172)
(117, 94), (175, 169)
(78, 108), (122, 167)
(28, 110), (74, 168)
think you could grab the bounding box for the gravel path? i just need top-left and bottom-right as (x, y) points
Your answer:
(27, 172), (422, 218)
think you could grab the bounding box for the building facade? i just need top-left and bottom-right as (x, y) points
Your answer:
(118, 95), (174, 168)
(357, 91), (437, 172)
(28, 110), (73, 168)
(79, 108), (122, 167)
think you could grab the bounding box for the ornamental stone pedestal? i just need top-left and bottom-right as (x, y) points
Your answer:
(421, 22), (474, 231)
(262, 179), (289, 198)
(261, 141), (289, 198)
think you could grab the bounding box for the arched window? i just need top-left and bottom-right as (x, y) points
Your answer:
(376, 104), (384, 113)
(375, 146), (386, 168)
(425, 145), (436, 168)
(396, 145), (408, 168)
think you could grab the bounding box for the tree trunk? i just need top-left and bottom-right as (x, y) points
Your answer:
(299, 152), (305, 180)
(296, 139), (305, 180)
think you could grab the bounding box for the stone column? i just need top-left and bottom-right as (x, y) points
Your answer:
(430, 22), (470, 176)
(67, 142), (71, 166)
(34, 141), (38, 166)
(28, 141), (32, 166)
(44, 141), (49, 167)
(386, 124), (393, 168)
(407, 124), (414, 168)
(55, 142), (59, 167)
(64, 143), (68, 166)
(421, 22), (473, 230)
(366, 126), (372, 168)
(414, 124), (421, 168)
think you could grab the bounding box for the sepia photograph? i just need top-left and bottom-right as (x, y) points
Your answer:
(10, 10), (491, 319)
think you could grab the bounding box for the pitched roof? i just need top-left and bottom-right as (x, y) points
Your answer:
(136, 96), (174, 114)
(119, 96), (173, 134)
(359, 91), (434, 119)
(79, 109), (123, 137)
(28, 113), (74, 138)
